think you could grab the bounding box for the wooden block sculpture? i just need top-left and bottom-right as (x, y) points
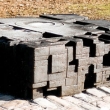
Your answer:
(0, 14), (109, 99)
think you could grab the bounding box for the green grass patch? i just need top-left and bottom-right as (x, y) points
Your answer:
(67, 3), (110, 20)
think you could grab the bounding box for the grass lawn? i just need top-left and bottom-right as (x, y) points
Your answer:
(0, 0), (110, 20)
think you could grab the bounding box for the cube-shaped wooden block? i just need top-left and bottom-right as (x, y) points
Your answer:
(61, 85), (79, 96)
(52, 53), (67, 73)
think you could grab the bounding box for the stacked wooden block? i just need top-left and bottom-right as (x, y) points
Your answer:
(0, 15), (110, 99)
(19, 40), (68, 99)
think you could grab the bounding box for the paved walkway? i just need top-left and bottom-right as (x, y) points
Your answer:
(0, 86), (110, 110)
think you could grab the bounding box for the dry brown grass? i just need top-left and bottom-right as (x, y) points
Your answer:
(0, 0), (110, 20)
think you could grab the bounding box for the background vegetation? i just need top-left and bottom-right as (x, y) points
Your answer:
(0, 0), (110, 20)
